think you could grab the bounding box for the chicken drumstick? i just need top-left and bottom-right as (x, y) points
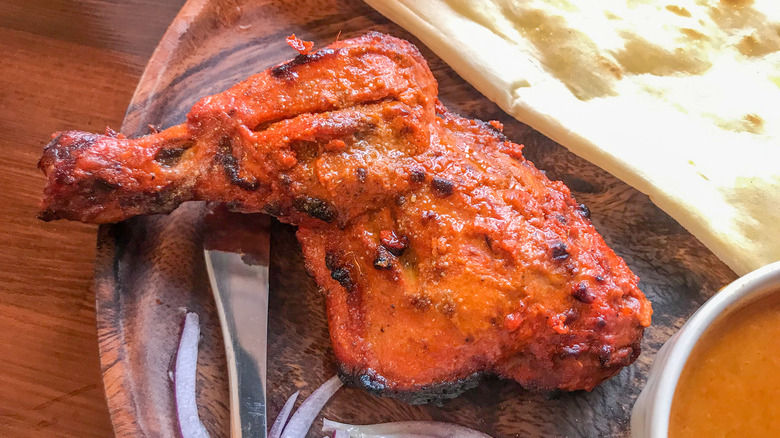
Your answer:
(39, 32), (651, 403)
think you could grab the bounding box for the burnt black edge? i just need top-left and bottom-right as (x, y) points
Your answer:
(338, 366), (483, 405)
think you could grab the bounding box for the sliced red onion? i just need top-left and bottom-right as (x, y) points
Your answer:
(332, 430), (350, 438)
(280, 375), (343, 438)
(269, 389), (300, 438)
(174, 313), (210, 438)
(322, 419), (493, 438)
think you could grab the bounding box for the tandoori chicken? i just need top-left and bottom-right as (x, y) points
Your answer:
(38, 32), (652, 403)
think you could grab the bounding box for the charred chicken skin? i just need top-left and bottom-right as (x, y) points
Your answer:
(38, 32), (652, 402)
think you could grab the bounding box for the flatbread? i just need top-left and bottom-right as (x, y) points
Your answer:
(365, 0), (780, 275)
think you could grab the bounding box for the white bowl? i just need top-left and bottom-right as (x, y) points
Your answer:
(631, 260), (780, 438)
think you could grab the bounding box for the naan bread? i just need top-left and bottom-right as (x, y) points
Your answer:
(365, 0), (780, 275)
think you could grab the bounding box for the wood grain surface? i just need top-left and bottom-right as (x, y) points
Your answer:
(91, 0), (739, 437)
(1, 0), (739, 437)
(0, 1), (185, 436)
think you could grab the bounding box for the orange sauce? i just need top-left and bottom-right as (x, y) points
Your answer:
(669, 292), (780, 437)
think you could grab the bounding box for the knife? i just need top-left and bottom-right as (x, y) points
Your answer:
(204, 211), (271, 438)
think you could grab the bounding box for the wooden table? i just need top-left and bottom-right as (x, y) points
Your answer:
(0, 1), (185, 436)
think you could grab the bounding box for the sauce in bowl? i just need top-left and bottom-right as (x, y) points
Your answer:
(669, 291), (780, 437)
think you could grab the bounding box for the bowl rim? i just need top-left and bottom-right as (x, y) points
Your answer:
(645, 260), (780, 438)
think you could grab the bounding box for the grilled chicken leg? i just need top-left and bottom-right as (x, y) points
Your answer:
(39, 32), (651, 402)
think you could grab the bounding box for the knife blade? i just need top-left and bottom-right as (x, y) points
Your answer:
(205, 212), (270, 438)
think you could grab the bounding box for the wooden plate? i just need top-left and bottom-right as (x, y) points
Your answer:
(94, 0), (737, 436)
